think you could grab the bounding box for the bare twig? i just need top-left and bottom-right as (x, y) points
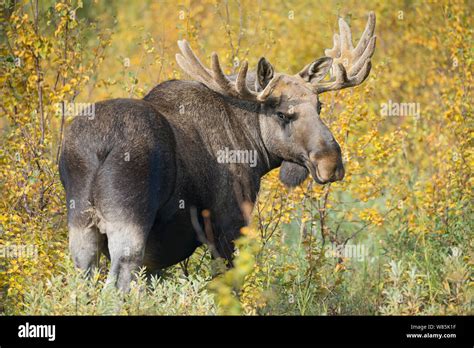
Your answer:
(32, 0), (45, 144)
(190, 206), (221, 259)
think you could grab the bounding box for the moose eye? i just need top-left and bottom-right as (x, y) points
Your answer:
(276, 112), (291, 123)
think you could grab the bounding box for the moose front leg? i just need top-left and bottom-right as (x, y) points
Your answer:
(211, 180), (258, 265)
(211, 212), (248, 266)
(191, 206), (240, 265)
(215, 228), (242, 265)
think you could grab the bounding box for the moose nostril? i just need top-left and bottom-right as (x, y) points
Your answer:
(336, 165), (345, 181)
(328, 165), (345, 182)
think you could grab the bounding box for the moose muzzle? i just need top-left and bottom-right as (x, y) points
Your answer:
(308, 152), (345, 184)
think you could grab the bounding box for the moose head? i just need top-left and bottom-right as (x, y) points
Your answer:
(176, 12), (376, 187)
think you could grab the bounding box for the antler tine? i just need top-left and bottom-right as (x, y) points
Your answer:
(349, 35), (376, 76)
(235, 61), (259, 99)
(353, 11), (376, 57)
(210, 52), (236, 95)
(316, 12), (376, 94)
(176, 40), (266, 102)
(176, 40), (212, 81)
(317, 60), (372, 94)
(176, 40), (232, 95)
(338, 17), (354, 51)
(235, 60), (249, 94)
(325, 33), (341, 58)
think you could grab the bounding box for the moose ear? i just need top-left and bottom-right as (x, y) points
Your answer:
(298, 57), (333, 83)
(255, 57), (274, 91)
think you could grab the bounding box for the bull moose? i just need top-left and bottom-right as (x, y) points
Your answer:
(59, 13), (376, 290)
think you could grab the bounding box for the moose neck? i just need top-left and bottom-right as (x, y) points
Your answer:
(221, 96), (282, 178)
(143, 80), (282, 192)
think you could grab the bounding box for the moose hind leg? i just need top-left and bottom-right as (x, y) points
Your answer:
(69, 224), (105, 275)
(104, 221), (148, 292)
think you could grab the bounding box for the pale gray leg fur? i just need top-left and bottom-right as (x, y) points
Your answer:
(102, 220), (148, 292)
(69, 224), (104, 275)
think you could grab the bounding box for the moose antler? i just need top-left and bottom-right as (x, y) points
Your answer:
(176, 40), (272, 102)
(315, 12), (376, 94)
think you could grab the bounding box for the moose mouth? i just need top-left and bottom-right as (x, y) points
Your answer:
(304, 159), (327, 185)
(279, 159), (327, 187)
